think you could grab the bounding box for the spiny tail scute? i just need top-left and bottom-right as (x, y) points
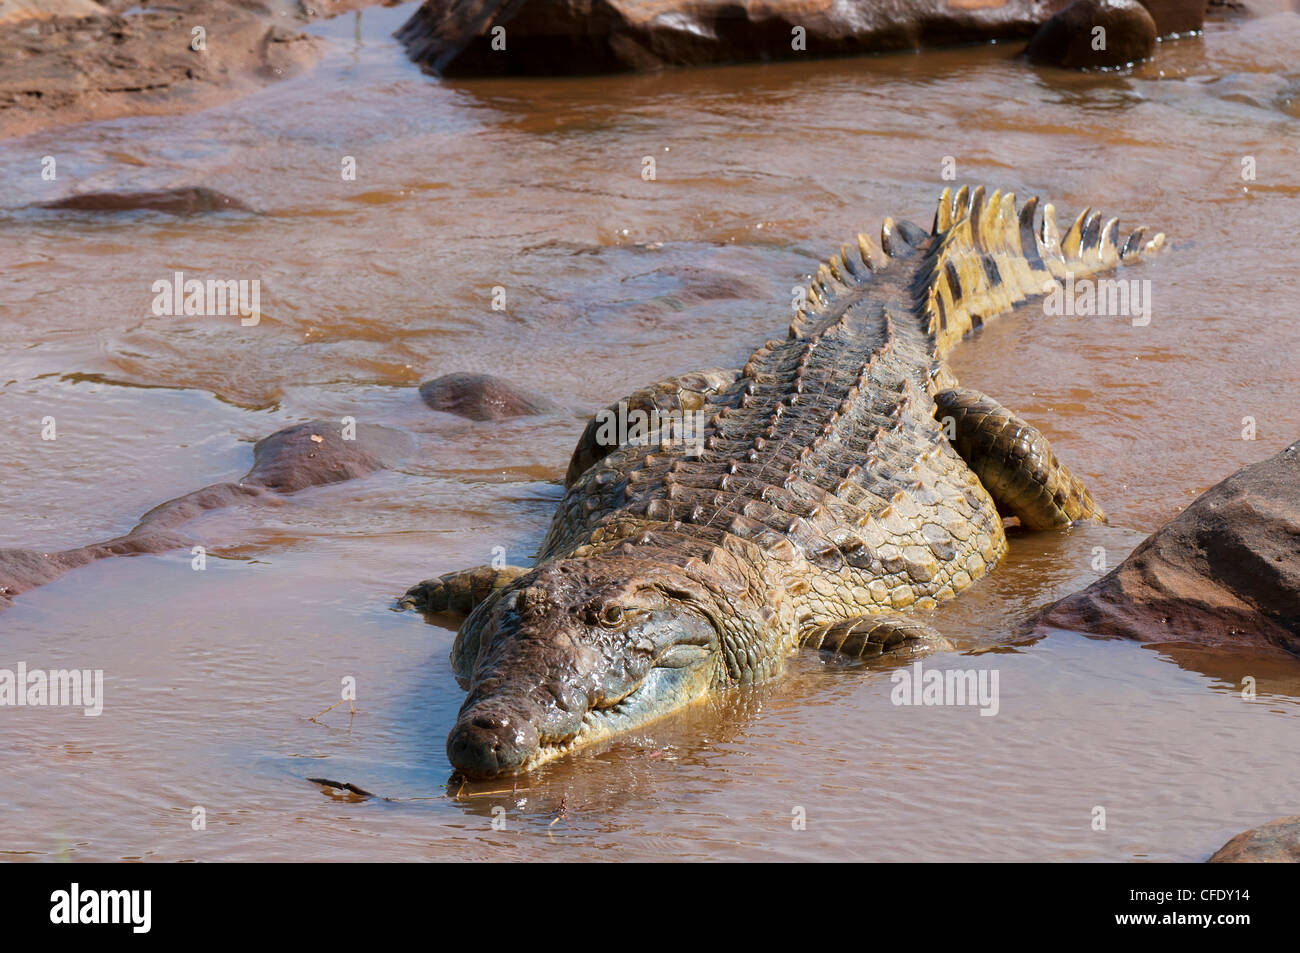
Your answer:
(792, 186), (1165, 357)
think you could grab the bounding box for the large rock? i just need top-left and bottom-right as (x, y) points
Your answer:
(1137, 0), (1207, 34)
(1025, 0), (1157, 69)
(1041, 439), (1300, 656)
(397, 0), (1076, 76)
(1209, 816), (1300, 862)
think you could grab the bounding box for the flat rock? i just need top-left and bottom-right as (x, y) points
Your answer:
(1026, 0), (1158, 69)
(419, 372), (559, 421)
(1041, 438), (1300, 656)
(1209, 816), (1300, 862)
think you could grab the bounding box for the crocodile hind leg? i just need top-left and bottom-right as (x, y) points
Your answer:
(399, 565), (528, 614)
(934, 388), (1105, 530)
(803, 614), (953, 660)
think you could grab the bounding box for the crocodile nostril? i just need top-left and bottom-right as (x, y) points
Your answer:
(447, 707), (540, 779)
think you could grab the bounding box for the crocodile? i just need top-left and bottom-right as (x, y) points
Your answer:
(401, 185), (1165, 779)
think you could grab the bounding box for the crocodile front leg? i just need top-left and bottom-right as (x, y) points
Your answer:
(399, 565), (528, 614)
(802, 614), (954, 660)
(934, 388), (1105, 530)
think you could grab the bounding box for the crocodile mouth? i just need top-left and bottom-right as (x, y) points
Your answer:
(461, 650), (719, 778)
(527, 673), (677, 767)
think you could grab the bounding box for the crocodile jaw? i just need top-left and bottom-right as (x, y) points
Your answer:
(515, 656), (721, 775)
(448, 649), (721, 779)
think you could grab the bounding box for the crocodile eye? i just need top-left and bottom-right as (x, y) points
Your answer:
(601, 604), (624, 626)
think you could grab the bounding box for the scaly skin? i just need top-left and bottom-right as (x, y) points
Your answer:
(402, 186), (1165, 778)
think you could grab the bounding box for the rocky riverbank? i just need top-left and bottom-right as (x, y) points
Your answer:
(0, 0), (386, 139)
(3, 0), (1275, 136)
(396, 0), (1217, 76)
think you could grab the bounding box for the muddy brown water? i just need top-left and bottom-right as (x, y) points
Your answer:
(1, 4), (1298, 861)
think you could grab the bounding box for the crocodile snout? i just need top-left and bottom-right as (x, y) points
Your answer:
(447, 708), (540, 779)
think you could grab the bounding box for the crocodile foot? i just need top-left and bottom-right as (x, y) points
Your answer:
(802, 613), (953, 660)
(935, 387), (1106, 530)
(398, 564), (529, 614)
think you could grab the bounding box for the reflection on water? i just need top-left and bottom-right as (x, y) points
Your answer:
(0, 4), (1298, 861)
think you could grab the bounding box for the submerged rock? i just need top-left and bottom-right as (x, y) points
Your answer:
(38, 187), (252, 215)
(419, 372), (559, 421)
(0, 419), (414, 609)
(243, 421), (414, 493)
(397, 0), (1072, 76)
(1209, 816), (1300, 862)
(1026, 0), (1158, 69)
(0, 548), (70, 609)
(0, 532), (188, 610)
(1041, 438), (1300, 656)
(1, 376), (569, 609)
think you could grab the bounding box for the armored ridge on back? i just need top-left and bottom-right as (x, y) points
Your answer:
(401, 185), (1166, 779)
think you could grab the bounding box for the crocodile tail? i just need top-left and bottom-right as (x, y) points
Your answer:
(789, 187), (1165, 352)
(920, 185), (1165, 356)
(787, 211), (933, 339)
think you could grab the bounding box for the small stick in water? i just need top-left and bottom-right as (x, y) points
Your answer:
(307, 778), (376, 799)
(308, 697), (356, 726)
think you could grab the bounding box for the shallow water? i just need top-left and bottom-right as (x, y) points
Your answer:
(1, 4), (1298, 861)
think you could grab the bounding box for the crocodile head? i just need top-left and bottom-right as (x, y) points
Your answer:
(446, 556), (725, 778)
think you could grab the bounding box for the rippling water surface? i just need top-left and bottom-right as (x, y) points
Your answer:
(1, 4), (1298, 861)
